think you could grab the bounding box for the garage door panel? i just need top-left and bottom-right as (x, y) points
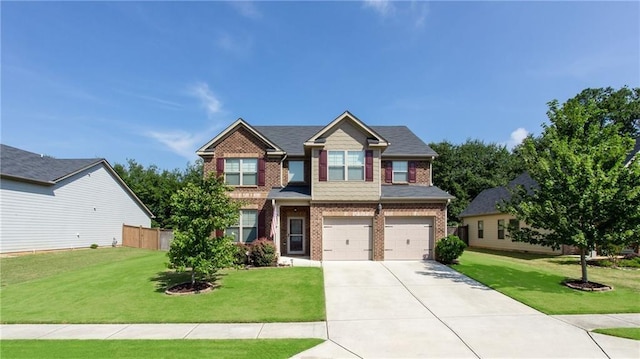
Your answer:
(323, 217), (372, 261)
(384, 217), (433, 260)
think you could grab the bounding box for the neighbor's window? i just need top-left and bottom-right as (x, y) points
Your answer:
(288, 161), (304, 182)
(392, 161), (408, 183)
(226, 210), (258, 243)
(478, 220), (484, 239)
(498, 219), (505, 239)
(225, 158), (257, 186)
(328, 150), (364, 181)
(509, 219), (520, 232)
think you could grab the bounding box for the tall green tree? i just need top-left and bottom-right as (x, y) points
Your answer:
(114, 159), (203, 228)
(168, 174), (240, 287)
(430, 139), (524, 223)
(503, 91), (640, 283)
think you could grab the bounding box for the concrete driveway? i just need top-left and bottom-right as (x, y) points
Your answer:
(295, 261), (639, 359)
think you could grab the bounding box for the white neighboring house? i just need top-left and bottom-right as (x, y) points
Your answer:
(0, 144), (153, 253)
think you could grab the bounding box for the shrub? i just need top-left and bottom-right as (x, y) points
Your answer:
(90, 243), (98, 249)
(249, 238), (277, 267)
(233, 242), (250, 266)
(435, 235), (466, 264)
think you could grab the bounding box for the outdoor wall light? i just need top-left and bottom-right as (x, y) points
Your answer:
(376, 203), (382, 214)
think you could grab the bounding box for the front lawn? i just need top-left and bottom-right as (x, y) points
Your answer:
(451, 249), (640, 314)
(0, 339), (324, 359)
(0, 248), (325, 323)
(592, 328), (640, 341)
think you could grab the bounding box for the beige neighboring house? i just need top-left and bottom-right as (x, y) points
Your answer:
(459, 173), (567, 255)
(196, 111), (454, 261)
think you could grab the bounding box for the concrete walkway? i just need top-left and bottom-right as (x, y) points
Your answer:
(1, 260), (639, 359)
(294, 261), (640, 359)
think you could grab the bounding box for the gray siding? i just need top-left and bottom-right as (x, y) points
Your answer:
(311, 121), (380, 201)
(1, 164), (151, 253)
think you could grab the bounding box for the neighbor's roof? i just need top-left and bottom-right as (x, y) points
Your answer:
(0, 144), (154, 218)
(381, 185), (454, 200)
(459, 172), (536, 218)
(0, 144), (103, 185)
(253, 125), (437, 157)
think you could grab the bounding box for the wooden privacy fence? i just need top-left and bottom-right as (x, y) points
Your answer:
(122, 224), (173, 250)
(447, 225), (469, 245)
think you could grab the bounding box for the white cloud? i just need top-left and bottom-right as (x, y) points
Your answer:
(411, 1), (430, 29)
(506, 127), (529, 150)
(216, 32), (253, 57)
(146, 130), (204, 161)
(189, 82), (222, 117)
(363, 0), (395, 17)
(228, 1), (262, 19)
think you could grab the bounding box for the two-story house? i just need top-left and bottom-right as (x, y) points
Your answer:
(196, 111), (453, 261)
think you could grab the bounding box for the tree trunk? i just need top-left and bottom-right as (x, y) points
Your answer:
(191, 270), (196, 286)
(580, 247), (588, 283)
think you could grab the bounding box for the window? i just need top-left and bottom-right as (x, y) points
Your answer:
(393, 161), (408, 183)
(288, 161), (304, 182)
(509, 219), (520, 232)
(478, 220), (484, 239)
(225, 158), (257, 186)
(226, 210), (258, 243)
(498, 219), (505, 239)
(328, 150), (364, 181)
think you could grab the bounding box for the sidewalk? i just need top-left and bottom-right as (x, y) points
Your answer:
(0, 322), (327, 340)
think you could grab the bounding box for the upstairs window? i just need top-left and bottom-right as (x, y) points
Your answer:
(225, 158), (257, 186)
(328, 151), (365, 181)
(393, 161), (408, 183)
(288, 161), (305, 183)
(478, 220), (484, 239)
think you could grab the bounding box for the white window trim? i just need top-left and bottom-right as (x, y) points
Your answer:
(288, 160), (305, 183)
(225, 158), (258, 186)
(497, 219), (505, 240)
(328, 150), (364, 181)
(227, 210), (259, 243)
(392, 161), (408, 183)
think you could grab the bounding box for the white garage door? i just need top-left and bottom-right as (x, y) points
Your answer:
(322, 217), (372, 260)
(384, 217), (433, 260)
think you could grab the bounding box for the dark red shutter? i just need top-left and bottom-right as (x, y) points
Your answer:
(385, 161), (392, 183)
(365, 150), (373, 182)
(319, 150), (327, 182)
(258, 210), (266, 239)
(258, 158), (266, 186)
(216, 158), (224, 177)
(408, 161), (417, 183)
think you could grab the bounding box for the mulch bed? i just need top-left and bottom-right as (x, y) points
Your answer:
(564, 279), (613, 292)
(165, 281), (215, 296)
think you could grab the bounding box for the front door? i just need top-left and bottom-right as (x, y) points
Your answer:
(288, 217), (304, 254)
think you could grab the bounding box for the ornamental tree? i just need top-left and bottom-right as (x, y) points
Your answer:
(168, 173), (240, 287)
(502, 89), (640, 283)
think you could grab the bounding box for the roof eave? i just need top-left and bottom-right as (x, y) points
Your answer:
(0, 173), (55, 186)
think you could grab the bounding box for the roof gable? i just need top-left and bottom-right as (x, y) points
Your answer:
(196, 118), (285, 155)
(304, 111), (389, 148)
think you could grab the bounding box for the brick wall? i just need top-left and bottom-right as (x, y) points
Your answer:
(279, 206), (311, 256)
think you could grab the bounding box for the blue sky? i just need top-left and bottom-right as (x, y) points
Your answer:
(2, 1), (639, 171)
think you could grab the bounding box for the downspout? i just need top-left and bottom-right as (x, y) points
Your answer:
(429, 156), (433, 186)
(279, 154), (288, 187)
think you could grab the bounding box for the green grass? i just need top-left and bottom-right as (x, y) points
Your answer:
(0, 248), (325, 323)
(0, 339), (324, 359)
(592, 328), (640, 341)
(451, 249), (640, 314)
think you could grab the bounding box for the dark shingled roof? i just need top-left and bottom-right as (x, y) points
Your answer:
(1, 144), (103, 185)
(253, 125), (437, 157)
(267, 186), (311, 200)
(381, 185), (454, 200)
(459, 172), (536, 217)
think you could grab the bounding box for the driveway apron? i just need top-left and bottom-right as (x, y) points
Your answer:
(311, 261), (635, 359)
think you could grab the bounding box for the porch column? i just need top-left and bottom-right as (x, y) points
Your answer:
(271, 199), (281, 257)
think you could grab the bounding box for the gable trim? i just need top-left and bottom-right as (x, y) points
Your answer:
(303, 111), (389, 148)
(196, 118), (285, 156)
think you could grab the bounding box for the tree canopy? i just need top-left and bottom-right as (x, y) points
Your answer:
(502, 87), (640, 283)
(114, 159), (203, 228)
(430, 139), (524, 223)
